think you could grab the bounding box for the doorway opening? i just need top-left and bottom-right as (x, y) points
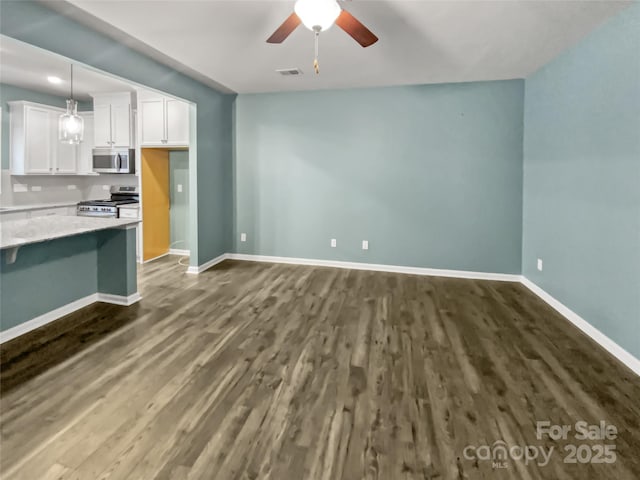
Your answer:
(141, 147), (190, 263)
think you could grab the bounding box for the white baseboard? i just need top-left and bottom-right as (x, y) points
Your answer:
(97, 292), (142, 306)
(186, 253), (229, 274)
(0, 291), (142, 344)
(0, 294), (97, 343)
(169, 249), (190, 256)
(226, 253), (521, 282)
(520, 277), (640, 376)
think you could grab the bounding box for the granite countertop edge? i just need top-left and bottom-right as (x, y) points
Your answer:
(1, 216), (140, 250)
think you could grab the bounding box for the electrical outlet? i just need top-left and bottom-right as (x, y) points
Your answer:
(331, 238), (337, 248)
(240, 233), (247, 242)
(177, 184), (183, 193)
(537, 258), (543, 271)
(31, 185), (42, 192)
(13, 184), (28, 193)
(102, 185), (110, 191)
(362, 240), (369, 250)
(67, 185), (77, 190)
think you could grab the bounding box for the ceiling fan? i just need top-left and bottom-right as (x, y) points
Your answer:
(266, 0), (378, 74)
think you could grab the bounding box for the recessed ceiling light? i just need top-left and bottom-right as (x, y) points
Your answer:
(47, 76), (62, 84)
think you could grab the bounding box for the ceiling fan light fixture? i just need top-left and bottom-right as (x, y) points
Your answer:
(294, 0), (341, 32)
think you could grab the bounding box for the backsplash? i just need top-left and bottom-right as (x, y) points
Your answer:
(0, 169), (138, 207)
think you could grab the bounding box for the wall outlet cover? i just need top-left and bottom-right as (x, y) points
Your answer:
(102, 185), (110, 191)
(331, 238), (337, 248)
(537, 258), (543, 271)
(177, 184), (183, 193)
(362, 240), (369, 250)
(13, 184), (28, 193)
(31, 185), (42, 192)
(240, 233), (247, 242)
(67, 185), (77, 190)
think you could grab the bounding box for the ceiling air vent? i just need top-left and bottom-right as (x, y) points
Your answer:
(276, 68), (303, 76)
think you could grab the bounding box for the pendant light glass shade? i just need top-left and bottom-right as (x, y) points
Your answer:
(59, 65), (84, 144)
(59, 99), (84, 144)
(294, 0), (341, 32)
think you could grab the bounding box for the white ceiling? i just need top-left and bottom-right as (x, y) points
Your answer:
(0, 35), (136, 101)
(53, 1), (632, 94)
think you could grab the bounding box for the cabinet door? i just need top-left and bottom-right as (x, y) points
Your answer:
(77, 113), (95, 174)
(165, 99), (189, 146)
(111, 103), (131, 147)
(54, 140), (77, 174)
(24, 106), (53, 174)
(140, 98), (165, 145)
(94, 104), (112, 147)
(52, 112), (77, 174)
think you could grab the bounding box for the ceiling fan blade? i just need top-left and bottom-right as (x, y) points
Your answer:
(266, 12), (301, 43)
(335, 10), (378, 48)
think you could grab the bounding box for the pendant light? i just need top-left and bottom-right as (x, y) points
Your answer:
(59, 64), (84, 144)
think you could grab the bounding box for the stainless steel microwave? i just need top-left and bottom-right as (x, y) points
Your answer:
(92, 148), (135, 174)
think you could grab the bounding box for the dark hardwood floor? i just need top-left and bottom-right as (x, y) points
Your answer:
(1, 256), (639, 479)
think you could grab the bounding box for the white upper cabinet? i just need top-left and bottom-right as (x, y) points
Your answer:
(8, 101), (82, 175)
(91, 92), (133, 148)
(77, 112), (95, 175)
(140, 98), (165, 145)
(138, 91), (189, 147)
(93, 104), (112, 148)
(165, 99), (190, 145)
(54, 121), (78, 174)
(23, 105), (52, 174)
(8, 101), (100, 176)
(111, 102), (132, 147)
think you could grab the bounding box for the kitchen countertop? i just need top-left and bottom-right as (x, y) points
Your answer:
(0, 215), (139, 250)
(0, 201), (78, 213)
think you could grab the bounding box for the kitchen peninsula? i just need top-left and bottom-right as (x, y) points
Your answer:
(0, 215), (140, 342)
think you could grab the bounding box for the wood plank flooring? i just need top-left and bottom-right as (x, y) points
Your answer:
(1, 256), (639, 479)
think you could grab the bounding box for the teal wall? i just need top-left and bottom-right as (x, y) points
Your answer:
(1, 83), (91, 170)
(1, 227), (138, 331)
(169, 150), (190, 251)
(1, 233), (97, 331)
(523, 4), (640, 357)
(234, 80), (524, 273)
(0, 1), (235, 267)
(97, 227), (137, 297)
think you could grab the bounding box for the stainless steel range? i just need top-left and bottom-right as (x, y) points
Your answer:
(77, 186), (139, 218)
